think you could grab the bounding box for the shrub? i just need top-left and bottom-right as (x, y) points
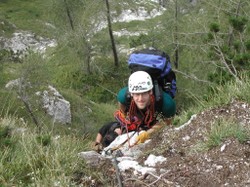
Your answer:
(209, 22), (220, 33)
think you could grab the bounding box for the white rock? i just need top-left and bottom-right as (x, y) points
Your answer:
(182, 135), (191, 141)
(144, 154), (167, 167)
(220, 144), (227, 152)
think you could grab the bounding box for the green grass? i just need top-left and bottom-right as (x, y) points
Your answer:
(206, 118), (250, 149)
(0, 0), (55, 37)
(174, 72), (250, 128)
(0, 116), (95, 186)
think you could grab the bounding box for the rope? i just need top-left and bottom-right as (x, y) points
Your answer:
(113, 94), (157, 150)
(128, 95), (156, 129)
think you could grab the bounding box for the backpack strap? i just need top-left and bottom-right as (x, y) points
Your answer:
(152, 79), (163, 112)
(125, 89), (131, 112)
(109, 122), (121, 132)
(161, 70), (177, 98)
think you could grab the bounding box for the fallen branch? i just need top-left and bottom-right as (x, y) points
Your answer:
(123, 178), (150, 187)
(146, 171), (173, 186)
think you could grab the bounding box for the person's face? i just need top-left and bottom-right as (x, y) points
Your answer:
(131, 90), (152, 110)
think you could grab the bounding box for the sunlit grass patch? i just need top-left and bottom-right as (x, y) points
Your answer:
(206, 118), (249, 149)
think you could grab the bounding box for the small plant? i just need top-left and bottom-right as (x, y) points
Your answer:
(233, 53), (250, 67)
(0, 126), (11, 138)
(0, 49), (11, 62)
(245, 40), (250, 50)
(0, 126), (16, 149)
(36, 134), (52, 146)
(209, 22), (220, 33)
(229, 16), (248, 32)
(129, 34), (148, 48)
(186, 111), (194, 121)
(172, 117), (180, 126)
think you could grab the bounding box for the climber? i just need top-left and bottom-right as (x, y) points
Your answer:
(114, 71), (176, 144)
(92, 70), (176, 152)
(92, 121), (122, 153)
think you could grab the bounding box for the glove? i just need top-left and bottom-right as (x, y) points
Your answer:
(91, 142), (103, 153)
(136, 131), (149, 144)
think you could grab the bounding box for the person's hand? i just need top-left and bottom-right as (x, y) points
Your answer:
(136, 131), (149, 144)
(114, 128), (122, 135)
(91, 142), (103, 153)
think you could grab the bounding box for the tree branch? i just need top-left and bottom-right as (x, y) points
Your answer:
(174, 69), (214, 85)
(95, 83), (117, 96)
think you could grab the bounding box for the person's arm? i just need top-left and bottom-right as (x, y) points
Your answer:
(95, 133), (103, 144)
(136, 119), (172, 144)
(147, 123), (162, 135)
(147, 118), (172, 135)
(92, 122), (115, 152)
(92, 133), (103, 152)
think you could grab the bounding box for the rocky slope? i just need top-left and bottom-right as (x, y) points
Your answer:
(79, 100), (250, 187)
(134, 100), (250, 187)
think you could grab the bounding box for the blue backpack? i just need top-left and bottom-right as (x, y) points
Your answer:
(128, 48), (177, 104)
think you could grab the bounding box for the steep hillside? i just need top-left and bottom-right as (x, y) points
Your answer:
(1, 1), (250, 186)
(79, 100), (250, 187)
(139, 100), (250, 187)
